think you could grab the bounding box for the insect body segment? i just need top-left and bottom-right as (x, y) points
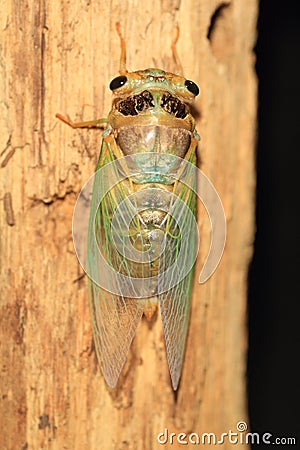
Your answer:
(58, 26), (200, 390)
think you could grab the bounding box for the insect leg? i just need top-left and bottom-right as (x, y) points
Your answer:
(115, 22), (128, 74)
(56, 113), (107, 128)
(171, 25), (184, 75)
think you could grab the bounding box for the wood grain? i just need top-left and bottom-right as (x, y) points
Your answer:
(0, 1), (257, 449)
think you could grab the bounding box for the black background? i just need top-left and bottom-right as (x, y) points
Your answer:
(248, 0), (300, 444)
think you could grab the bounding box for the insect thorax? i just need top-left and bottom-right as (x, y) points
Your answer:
(116, 90), (188, 119)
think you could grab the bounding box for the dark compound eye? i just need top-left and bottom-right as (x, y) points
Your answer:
(184, 80), (199, 96)
(109, 75), (128, 91)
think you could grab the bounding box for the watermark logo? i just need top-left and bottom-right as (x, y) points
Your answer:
(72, 153), (226, 297)
(157, 422), (297, 446)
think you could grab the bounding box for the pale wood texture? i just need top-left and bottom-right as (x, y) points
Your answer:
(0, 1), (257, 449)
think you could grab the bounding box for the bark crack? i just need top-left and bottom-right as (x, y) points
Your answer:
(207, 2), (231, 42)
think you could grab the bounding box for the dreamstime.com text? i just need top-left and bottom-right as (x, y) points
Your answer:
(157, 422), (297, 446)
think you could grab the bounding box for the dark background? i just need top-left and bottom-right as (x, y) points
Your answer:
(248, 0), (300, 445)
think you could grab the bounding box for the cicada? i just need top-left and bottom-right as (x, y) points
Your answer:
(57, 24), (200, 390)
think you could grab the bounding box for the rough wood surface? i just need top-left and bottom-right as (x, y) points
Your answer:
(0, 1), (257, 449)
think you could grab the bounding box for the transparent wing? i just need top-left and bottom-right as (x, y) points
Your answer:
(87, 141), (145, 387)
(88, 283), (144, 387)
(159, 155), (197, 390)
(159, 270), (194, 390)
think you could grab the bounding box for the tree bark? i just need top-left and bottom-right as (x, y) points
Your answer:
(0, 1), (257, 449)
